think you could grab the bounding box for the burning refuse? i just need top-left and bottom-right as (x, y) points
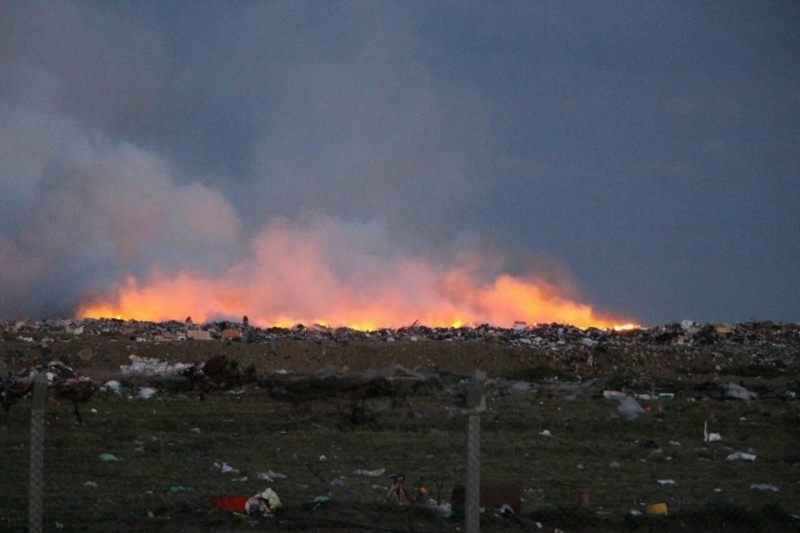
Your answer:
(77, 270), (627, 331)
(76, 217), (632, 331)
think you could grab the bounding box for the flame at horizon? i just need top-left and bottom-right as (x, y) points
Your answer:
(77, 216), (632, 331)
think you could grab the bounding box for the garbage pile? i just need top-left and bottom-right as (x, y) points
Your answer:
(1, 360), (93, 424)
(2, 317), (798, 348)
(2, 318), (799, 377)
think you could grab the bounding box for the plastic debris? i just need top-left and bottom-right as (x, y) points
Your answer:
(102, 380), (123, 395)
(245, 488), (282, 514)
(723, 382), (757, 403)
(616, 396), (645, 420)
(657, 479), (676, 486)
(750, 483), (780, 492)
(168, 485), (194, 493)
(727, 452), (757, 461)
(137, 387), (157, 399)
(353, 468), (386, 477)
(120, 355), (190, 377)
(83, 481), (98, 488)
(539, 430), (552, 437)
(704, 422), (722, 443)
(211, 488), (282, 515)
(646, 502), (668, 515)
(99, 453), (121, 462)
(257, 470), (287, 481)
(213, 461), (240, 474)
(211, 495), (249, 513)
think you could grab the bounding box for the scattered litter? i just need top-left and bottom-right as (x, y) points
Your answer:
(629, 509), (643, 516)
(704, 421), (722, 443)
(330, 477), (346, 487)
(212, 489), (281, 517)
(727, 452), (757, 461)
(211, 495), (249, 513)
(603, 390), (626, 400)
(121, 355), (190, 377)
(213, 461), (240, 474)
(137, 387), (157, 399)
(669, 440), (682, 446)
(609, 461), (620, 468)
(646, 502), (668, 515)
(102, 380), (122, 395)
(257, 470), (287, 481)
(511, 381), (534, 394)
(168, 485), (194, 493)
(245, 488), (282, 514)
(539, 430), (552, 437)
(723, 382), (757, 403)
(83, 481), (98, 488)
(750, 483), (780, 492)
(319, 455), (328, 462)
(657, 479), (676, 486)
(99, 453), (121, 462)
(616, 396), (645, 420)
(312, 495), (331, 504)
(353, 468), (386, 477)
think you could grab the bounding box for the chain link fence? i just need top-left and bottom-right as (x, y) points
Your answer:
(2, 370), (799, 531)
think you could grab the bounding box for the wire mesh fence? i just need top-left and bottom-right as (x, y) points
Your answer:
(2, 371), (799, 531)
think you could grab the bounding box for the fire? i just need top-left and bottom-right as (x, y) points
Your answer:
(78, 269), (629, 331)
(613, 323), (641, 332)
(76, 216), (635, 330)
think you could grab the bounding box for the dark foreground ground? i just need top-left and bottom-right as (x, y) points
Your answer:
(1, 321), (799, 531)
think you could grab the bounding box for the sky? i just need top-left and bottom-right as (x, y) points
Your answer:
(1, 1), (798, 327)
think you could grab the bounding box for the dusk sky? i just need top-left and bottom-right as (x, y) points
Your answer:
(1, 2), (798, 326)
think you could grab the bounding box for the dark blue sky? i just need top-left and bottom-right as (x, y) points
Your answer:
(1, 2), (798, 325)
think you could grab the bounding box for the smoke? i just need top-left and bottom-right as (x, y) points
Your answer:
(0, 2), (627, 326)
(0, 98), (241, 317)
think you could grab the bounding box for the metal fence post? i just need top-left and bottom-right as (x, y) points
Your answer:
(29, 373), (47, 533)
(465, 370), (486, 533)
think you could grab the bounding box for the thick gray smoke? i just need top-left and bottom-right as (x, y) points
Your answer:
(1, 2), (798, 324)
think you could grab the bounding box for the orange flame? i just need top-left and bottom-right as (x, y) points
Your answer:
(76, 217), (635, 330)
(78, 269), (630, 330)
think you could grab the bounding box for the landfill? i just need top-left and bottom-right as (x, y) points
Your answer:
(2, 316), (799, 530)
(1, 318), (798, 378)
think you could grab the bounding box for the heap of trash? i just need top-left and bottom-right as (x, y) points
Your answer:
(2, 317), (798, 365)
(2, 317), (798, 349)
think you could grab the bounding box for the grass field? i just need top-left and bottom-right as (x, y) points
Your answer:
(2, 358), (799, 532)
